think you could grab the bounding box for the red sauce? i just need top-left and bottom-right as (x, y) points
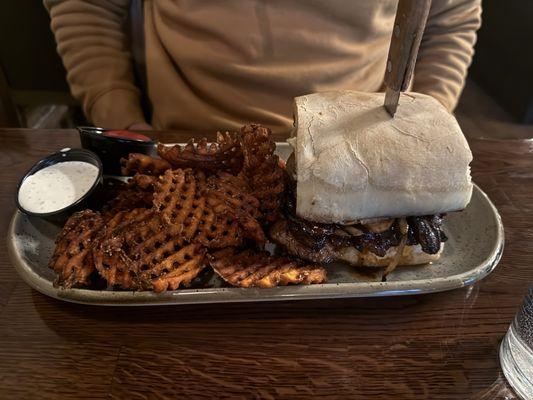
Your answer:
(104, 130), (151, 142)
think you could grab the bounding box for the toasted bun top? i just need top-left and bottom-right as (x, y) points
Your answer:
(290, 91), (473, 223)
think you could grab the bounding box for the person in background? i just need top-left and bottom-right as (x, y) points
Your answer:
(44, 0), (481, 133)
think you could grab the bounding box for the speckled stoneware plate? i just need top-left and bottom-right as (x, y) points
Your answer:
(7, 143), (504, 306)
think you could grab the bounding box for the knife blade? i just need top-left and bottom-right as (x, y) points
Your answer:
(384, 0), (432, 117)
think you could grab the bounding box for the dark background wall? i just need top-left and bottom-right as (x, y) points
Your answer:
(469, 0), (533, 123)
(0, 0), (69, 93)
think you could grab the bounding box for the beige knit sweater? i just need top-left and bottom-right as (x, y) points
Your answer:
(44, 0), (481, 132)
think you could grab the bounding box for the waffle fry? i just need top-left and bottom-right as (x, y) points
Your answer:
(105, 207), (155, 232)
(240, 124), (284, 221)
(93, 208), (155, 289)
(120, 153), (171, 176)
(128, 173), (158, 190)
(49, 210), (104, 288)
(153, 168), (244, 248)
(137, 240), (206, 292)
(157, 131), (243, 173)
(209, 248), (327, 288)
(205, 172), (266, 245)
(101, 174), (155, 219)
(154, 168), (206, 235)
(206, 172), (260, 218)
(93, 208), (207, 291)
(154, 169), (266, 247)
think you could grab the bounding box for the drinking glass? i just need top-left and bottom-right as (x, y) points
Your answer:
(500, 286), (533, 399)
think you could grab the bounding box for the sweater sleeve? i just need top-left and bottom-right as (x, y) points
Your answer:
(44, 0), (146, 128)
(412, 0), (482, 111)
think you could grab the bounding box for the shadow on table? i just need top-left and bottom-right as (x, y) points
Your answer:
(29, 282), (490, 345)
(31, 286), (425, 322)
(30, 287), (439, 341)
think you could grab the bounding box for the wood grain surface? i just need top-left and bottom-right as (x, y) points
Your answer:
(1, 129), (531, 399)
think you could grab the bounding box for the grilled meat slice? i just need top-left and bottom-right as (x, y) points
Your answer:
(270, 219), (339, 263)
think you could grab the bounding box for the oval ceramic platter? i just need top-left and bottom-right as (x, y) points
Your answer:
(7, 143), (504, 305)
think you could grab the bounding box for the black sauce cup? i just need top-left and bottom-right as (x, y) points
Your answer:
(16, 148), (104, 223)
(78, 126), (156, 175)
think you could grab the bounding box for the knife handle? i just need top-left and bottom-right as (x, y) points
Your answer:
(384, 0), (432, 92)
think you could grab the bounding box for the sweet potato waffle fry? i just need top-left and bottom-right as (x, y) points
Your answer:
(209, 248), (327, 288)
(153, 168), (210, 239)
(137, 239), (206, 293)
(206, 172), (259, 217)
(157, 132), (243, 173)
(205, 172), (266, 245)
(120, 153), (171, 176)
(49, 210), (104, 288)
(101, 174), (156, 219)
(93, 208), (155, 289)
(240, 124), (284, 221)
(128, 173), (158, 190)
(93, 209), (206, 290)
(153, 169), (266, 248)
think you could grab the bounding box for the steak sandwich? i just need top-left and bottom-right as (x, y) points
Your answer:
(270, 90), (473, 276)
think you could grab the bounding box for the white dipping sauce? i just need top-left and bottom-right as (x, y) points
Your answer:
(18, 161), (99, 213)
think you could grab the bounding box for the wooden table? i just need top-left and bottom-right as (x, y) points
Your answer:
(1, 129), (531, 399)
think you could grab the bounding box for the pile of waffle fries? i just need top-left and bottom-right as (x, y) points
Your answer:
(49, 124), (326, 291)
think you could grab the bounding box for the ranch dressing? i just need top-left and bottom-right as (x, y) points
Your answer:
(18, 161), (99, 213)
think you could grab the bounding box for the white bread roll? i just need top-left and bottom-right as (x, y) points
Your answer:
(290, 91), (473, 223)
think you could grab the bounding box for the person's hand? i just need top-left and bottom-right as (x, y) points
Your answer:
(128, 122), (153, 131)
